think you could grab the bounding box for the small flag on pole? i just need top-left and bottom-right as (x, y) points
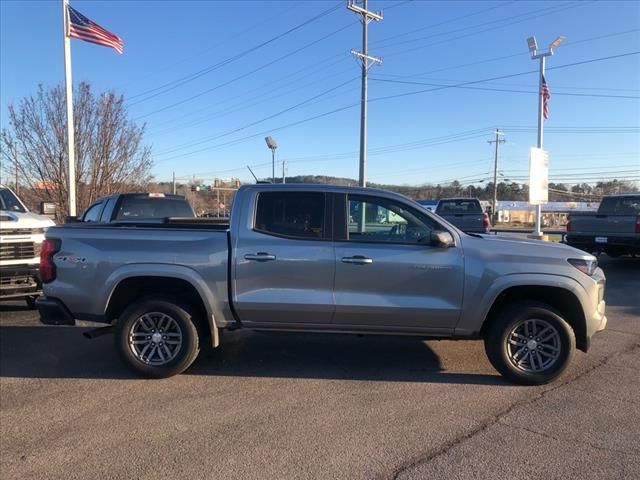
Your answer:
(67, 6), (123, 54)
(541, 74), (550, 120)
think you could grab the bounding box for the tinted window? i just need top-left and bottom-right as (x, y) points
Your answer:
(0, 188), (26, 213)
(255, 192), (324, 239)
(436, 199), (482, 214)
(100, 197), (117, 222)
(82, 202), (103, 222)
(598, 196), (640, 215)
(114, 197), (195, 220)
(348, 195), (437, 244)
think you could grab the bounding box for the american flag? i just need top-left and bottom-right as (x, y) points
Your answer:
(67, 6), (123, 54)
(541, 74), (551, 120)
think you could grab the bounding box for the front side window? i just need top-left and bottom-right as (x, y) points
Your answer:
(348, 195), (437, 244)
(255, 192), (324, 239)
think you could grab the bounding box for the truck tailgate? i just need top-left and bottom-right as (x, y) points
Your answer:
(571, 214), (637, 234)
(439, 213), (485, 232)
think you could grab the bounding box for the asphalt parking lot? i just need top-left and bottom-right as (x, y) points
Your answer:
(1, 256), (638, 479)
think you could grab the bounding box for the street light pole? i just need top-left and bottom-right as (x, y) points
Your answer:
(527, 35), (564, 238)
(271, 149), (275, 184)
(264, 136), (278, 184)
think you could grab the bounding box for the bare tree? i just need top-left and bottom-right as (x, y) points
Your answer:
(1, 82), (152, 218)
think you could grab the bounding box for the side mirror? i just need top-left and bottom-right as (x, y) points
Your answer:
(431, 230), (455, 248)
(65, 215), (79, 223)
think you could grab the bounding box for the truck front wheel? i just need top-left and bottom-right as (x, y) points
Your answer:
(115, 297), (200, 378)
(484, 302), (575, 385)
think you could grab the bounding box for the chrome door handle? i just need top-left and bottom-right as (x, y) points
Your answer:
(341, 256), (373, 265)
(244, 252), (276, 262)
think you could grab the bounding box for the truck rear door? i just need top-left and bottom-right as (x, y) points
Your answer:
(332, 193), (464, 332)
(232, 190), (335, 327)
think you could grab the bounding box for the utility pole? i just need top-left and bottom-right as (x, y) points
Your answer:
(282, 161), (286, 184)
(172, 171), (176, 195)
(488, 129), (505, 224)
(347, 0), (382, 188)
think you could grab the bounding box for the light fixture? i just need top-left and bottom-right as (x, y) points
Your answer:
(526, 36), (538, 53)
(550, 36), (566, 49)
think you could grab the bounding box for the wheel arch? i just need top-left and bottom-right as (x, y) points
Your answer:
(481, 284), (588, 352)
(103, 265), (220, 347)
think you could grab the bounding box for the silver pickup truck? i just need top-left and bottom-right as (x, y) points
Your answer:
(37, 184), (607, 385)
(566, 194), (640, 257)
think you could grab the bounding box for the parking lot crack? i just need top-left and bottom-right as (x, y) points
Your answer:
(498, 421), (638, 456)
(387, 341), (640, 480)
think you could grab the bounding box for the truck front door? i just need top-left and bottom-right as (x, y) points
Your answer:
(332, 194), (464, 333)
(232, 190), (335, 328)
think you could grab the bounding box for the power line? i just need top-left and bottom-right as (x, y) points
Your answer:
(134, 22), (356, 120)
(154, 51), (640, 161)
(374, 1), (587, 52)
(376, 27), (640, 80)
(127, 2), (344, 103)
(154, 76), (359, 156)
(371, 1), (515, 47)
(369, 77), (640, 99)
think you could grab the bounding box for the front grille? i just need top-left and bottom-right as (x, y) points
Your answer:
(0, 274), (38, 290)
(0, 242), (37, 261)
(0, 228), (45, 236)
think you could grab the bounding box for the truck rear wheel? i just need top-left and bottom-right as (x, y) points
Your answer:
(484, 302), (575, 385)
(115, 297), (200, 378)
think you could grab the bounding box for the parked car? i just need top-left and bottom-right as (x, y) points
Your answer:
(70, 193), (195, 223)
(37, 184), (606, 385)
(435, 198), (490, 233)
(566, 193), (640, 257)
(0, 185), (55, 308)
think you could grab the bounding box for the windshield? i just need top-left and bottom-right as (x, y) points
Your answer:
(114, 196), (195, 220)
(436, 199), (482, 214)
(0, 188), (27, 213)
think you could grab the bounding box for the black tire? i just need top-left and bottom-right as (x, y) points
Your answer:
(25, 296), (38, 310)
(115, 297), (200, 378)
(484, 301), (575, 385)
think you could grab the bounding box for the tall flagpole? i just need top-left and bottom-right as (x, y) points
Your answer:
(63, 0), (77, 217)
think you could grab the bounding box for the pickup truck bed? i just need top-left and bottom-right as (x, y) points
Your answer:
(37, 184), (607, 385)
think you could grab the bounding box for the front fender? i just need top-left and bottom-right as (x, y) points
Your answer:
(455, 272), (590, 337)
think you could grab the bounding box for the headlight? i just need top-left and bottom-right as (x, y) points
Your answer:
(567, 257), (598, 276)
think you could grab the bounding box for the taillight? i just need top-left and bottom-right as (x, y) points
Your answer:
(566, 214), (571, 232)
(483, 212), (491, 231)
(635, 215), (640, 234)
(40, 239), (60, 283)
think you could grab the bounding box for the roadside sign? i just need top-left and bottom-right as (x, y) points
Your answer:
(529, 147), (549, 205)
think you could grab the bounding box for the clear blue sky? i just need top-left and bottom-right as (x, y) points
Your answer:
(1, 0), (639, 186)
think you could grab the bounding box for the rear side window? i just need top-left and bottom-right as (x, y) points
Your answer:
(115, 197), (195, 220)
(255, 192), (324, 239)
(82, 202), (103, 222)
(436, 199), (482, 214)
(598, 196), (640, 215)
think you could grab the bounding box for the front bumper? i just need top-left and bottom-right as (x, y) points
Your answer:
(0, 264), (41, 299)
(36, 296), (75, 326)
(582, 270), (607, 351)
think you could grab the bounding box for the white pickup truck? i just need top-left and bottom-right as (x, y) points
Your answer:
(0, 185), (55, 307)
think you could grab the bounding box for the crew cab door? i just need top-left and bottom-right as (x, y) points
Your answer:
(232, 190), (335, 327)
(332, 194), (464, 333)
